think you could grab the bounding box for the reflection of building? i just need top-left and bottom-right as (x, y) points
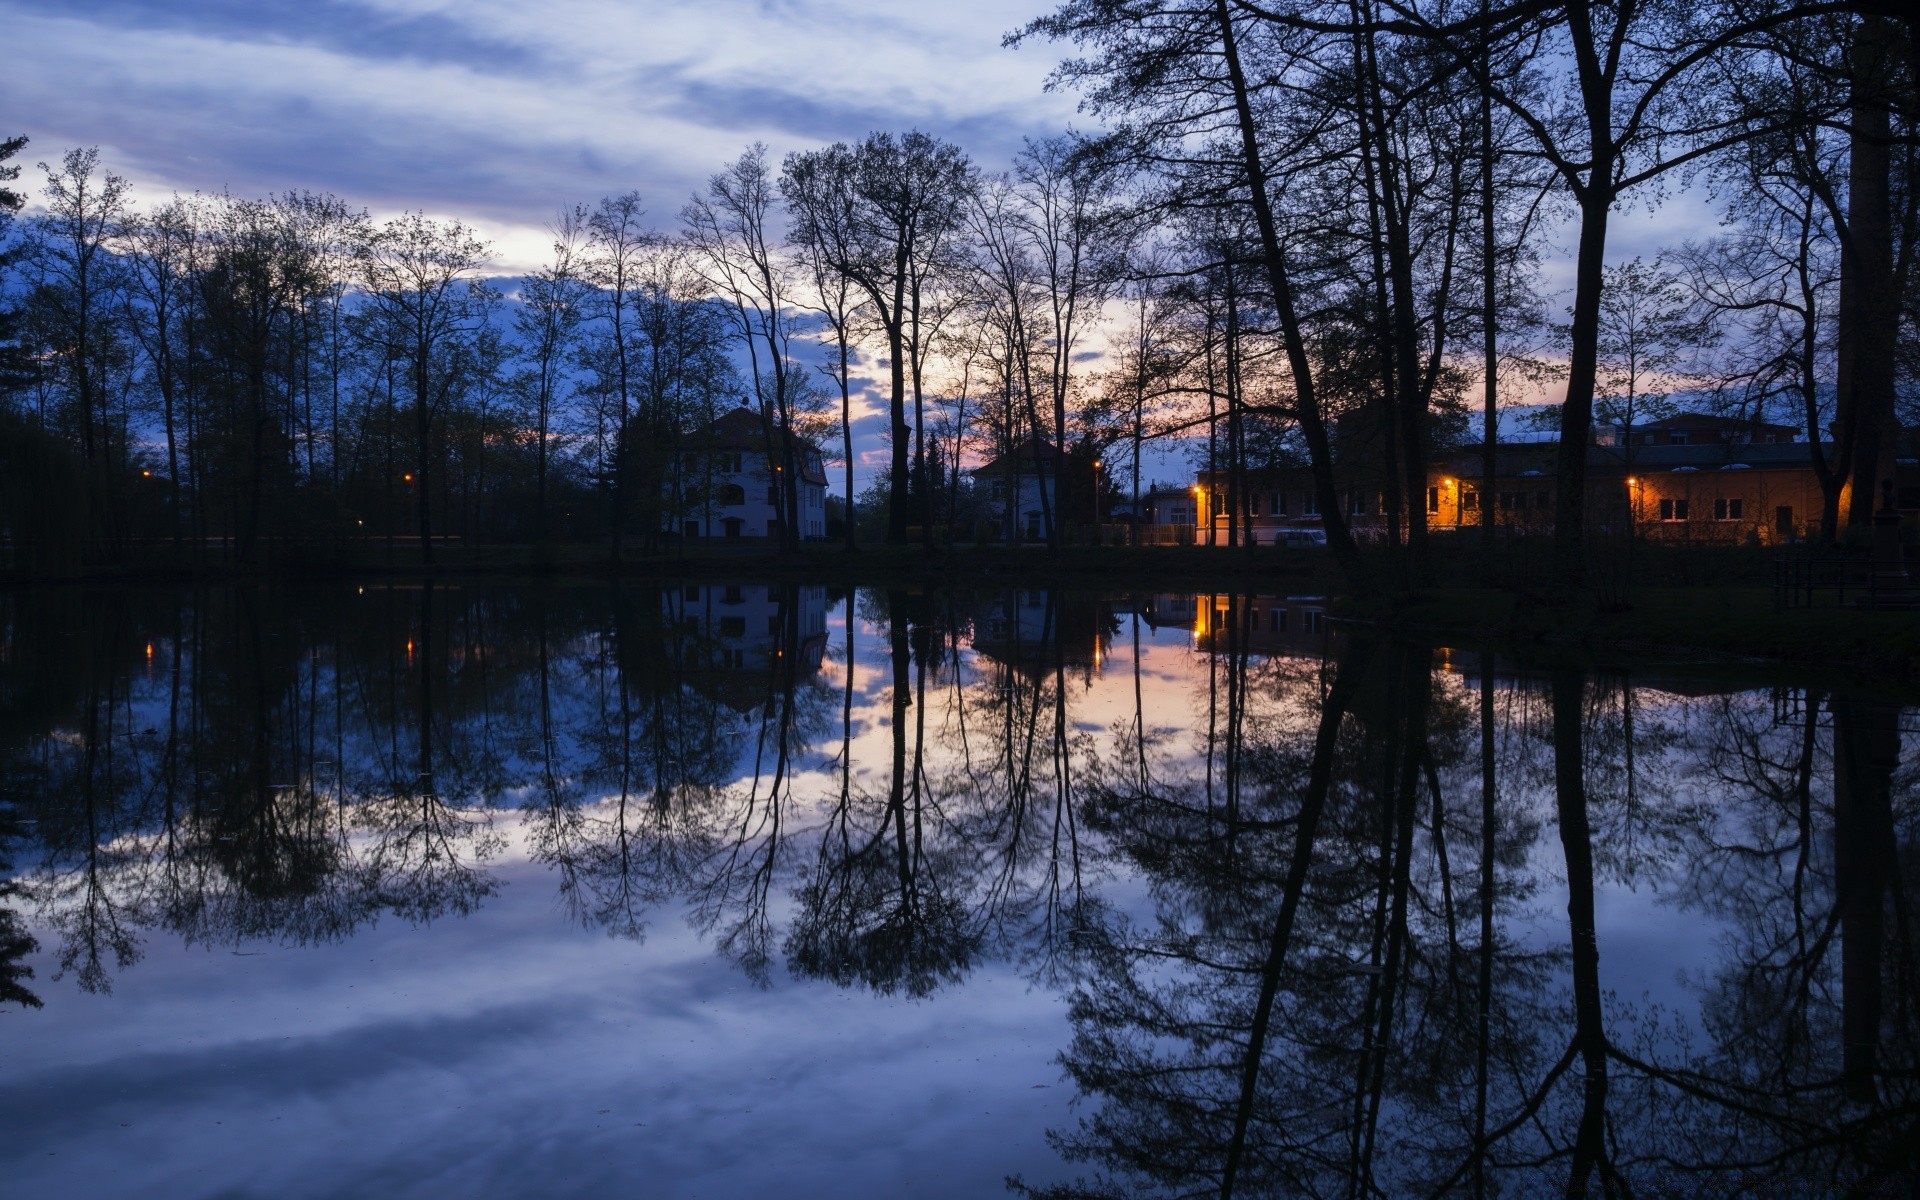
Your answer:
(1194, 594), (1330, 656)
(972, 437), (1061, 542)
(968, 590), (1110, 677)
(674, 407), (829, 541)
(1136, 593), (1196, 630)
(666, 583), (827, 708)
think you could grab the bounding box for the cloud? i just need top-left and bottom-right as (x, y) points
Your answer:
(0, 0), (1077, 273)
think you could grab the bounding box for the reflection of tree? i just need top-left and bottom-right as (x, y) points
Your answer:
(355, 583), (500, 923)
(788, 591), (977, 996)
(688, 584), (836, 981)
(3, 582), (1913, 1193)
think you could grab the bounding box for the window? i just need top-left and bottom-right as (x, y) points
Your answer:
(1349, 492), (1367, 516)
(1713, 497), (1744, 521)
(1268, 609), (1287, 633)
(1426, 486), (1440, 514)
(1658, 498), (1689, 522)
(723, 585), (743, 604)
(1302, 492), (1319, 516)
(719, 483), (746, 506)
(1462, 490), (1480, 512)
(1270, 492), (1288, 516)
(1535, 491), (1550, 510)
(683, 585), (700, 602)
(1669, 430), (1690, 445)
(718, 616), (746, 637)
(1302, 610), (1325, 634)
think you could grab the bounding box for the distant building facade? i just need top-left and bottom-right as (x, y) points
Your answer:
(1185, 414), (1918, 547)
(972, 437), (1061, 542)
(673, 407), (828, 541)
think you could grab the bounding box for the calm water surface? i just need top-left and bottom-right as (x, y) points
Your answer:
(1, 582), (1914, 1198)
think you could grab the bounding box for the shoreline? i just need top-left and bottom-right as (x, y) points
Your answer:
(4, 544), (1912, 685)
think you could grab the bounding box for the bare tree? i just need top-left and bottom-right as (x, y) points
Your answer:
(783, 132), (972, 546)
(514, 205), (590, 549)
(354, 211), (492, 565)
(684, 145), (806, 551)
(585, 192), (652, 559)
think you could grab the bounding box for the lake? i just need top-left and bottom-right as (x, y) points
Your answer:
(1, 581), (1914, 1197)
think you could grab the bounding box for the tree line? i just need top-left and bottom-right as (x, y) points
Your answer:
(0, 2), (1914, 591)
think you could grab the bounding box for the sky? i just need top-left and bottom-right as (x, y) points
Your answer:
(1, 0), (1080, 271)
(2, 0), (1720, 482)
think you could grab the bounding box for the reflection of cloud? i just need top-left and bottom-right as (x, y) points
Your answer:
(3, 870), (1072, 1199)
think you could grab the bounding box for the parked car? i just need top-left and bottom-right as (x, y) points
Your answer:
(1276, 529), (1328, 547)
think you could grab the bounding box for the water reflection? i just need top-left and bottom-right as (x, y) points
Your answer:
(0, 583), (1914, 1196)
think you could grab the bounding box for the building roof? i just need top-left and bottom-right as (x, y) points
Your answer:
(972, 436), (1061, 477)
(684, 407), (828, 484)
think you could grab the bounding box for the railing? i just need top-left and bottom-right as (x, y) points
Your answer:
(1773, 556), (1872, 608)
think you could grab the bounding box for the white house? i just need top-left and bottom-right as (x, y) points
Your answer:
(971, 437), (1062, 542)
(673, 407), (829, 541)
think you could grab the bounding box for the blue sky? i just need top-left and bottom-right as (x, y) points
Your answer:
(3, 0), (1719, 474)
(2, 0), (1079, 269)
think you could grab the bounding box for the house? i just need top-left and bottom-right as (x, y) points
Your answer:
(1180, 413), (1920, 547)
(672, 407), (829, 541)
(1192, 464), (1346, 546)
(972, 437), (1062, 542)
(1430, 414), (1919, 543)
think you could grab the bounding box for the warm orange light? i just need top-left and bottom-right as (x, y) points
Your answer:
(403, 473), (414, 482)
(145, 642), (154, 660)
(142, 470), (152, 478)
